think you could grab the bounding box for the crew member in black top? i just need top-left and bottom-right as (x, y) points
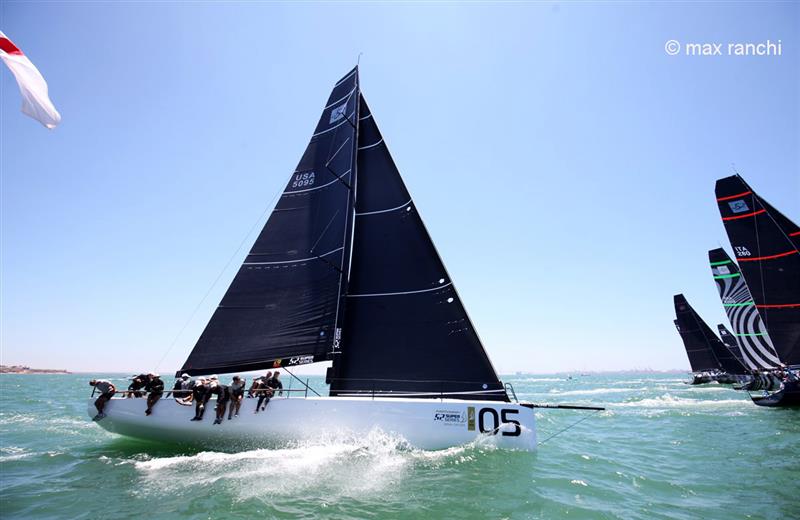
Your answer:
(254, 371), (273, 413)
(127, 373), (148, 398)
(209, 376), (230, 425)
(258, 371), (283, 412)
(228, 376), (245, 420)
(144, 373), (164, 416)
(191, 377), (209, 421)
(172, 373), (192, 399)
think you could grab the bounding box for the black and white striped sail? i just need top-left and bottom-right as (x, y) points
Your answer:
(674, 295), (725, 373)
(180, 69), (360, 376)
(717, 324), (748, 368)
(708, 248), (780, 370)
(715, 175), (800, 367)
(328, 96), (506, 401)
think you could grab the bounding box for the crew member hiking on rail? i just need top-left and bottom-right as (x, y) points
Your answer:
(89, 379), (116, 420)
(144, 373), (164, 416)
(172, 373), (193, 399)
(191, 377), (210, 421)
(254, 371), (272, 413)
(228, 376), (245, 420)
(128, 373), (148, 398)
(210, 377), (230, 425)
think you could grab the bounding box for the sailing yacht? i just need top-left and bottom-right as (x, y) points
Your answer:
(715, 175), (800, 407)
(673, 294), (747, 384)
(88, 68), (538, 449)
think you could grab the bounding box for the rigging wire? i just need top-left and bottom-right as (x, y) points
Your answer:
(537, 409), (602, 446)
(153, 186), (285, 374)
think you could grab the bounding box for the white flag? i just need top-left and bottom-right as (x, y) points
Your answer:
(0, 30), (61, 129)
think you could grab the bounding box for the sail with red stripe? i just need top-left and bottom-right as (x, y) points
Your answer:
(715, 175), (800, 366)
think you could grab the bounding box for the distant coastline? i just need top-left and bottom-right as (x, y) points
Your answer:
(0, 365), (71, 375)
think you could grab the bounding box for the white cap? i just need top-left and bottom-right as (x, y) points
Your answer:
(181, 373), (190, 378)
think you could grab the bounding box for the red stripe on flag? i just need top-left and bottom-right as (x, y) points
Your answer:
(716, 190), (752, 202)
(737, 250), (798, 262)
(722, 209), (766, 221)
(756, 303), (800, 309)
(0, 37), (23, 55)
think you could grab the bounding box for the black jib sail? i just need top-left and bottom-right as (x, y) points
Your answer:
(673, 294), (724, 373)
(708, 247), (780, 370)
(328, 96), (506, 401)
(180, 68), (360, 376)
(715, 175), (800, 367)
(717, 324), (748, 368)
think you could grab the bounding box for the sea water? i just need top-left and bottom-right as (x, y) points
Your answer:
(1, 373), (798, 519)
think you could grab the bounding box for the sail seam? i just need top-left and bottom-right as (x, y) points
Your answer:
(325, 87), (357, 109)
(243, 247), (344, 266)
(355, 200), (412, 216)
(335, 69), (357, 87)
(358, 138), (383, 150)
(313, 117), (354, 137)
(348, 282), (452, 298)
(359, 113), (373, 121)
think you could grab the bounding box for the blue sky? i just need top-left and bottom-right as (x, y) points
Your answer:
(1, 2), (798, 375)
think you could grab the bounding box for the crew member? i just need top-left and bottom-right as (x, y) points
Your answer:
(172, 373), (193, 399)
(127, 373), (148, 398)
(255, 371), (273, 413)
(211, 378), (230, 425)
(144, 373), (165, 416)
(89, 379), (116, 420)
(191, 377), (210, 421)
(228, 375), (245, 420)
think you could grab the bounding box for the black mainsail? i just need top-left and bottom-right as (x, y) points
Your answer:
(673, 295), (723, 373)
(180, 68), (360, 375)
(715, 175), (800, 367)
(180, 69), (506, 401)
(717, 324), (748, 368)
(328, 97), (506, 401)
(708, 247), (780, 370)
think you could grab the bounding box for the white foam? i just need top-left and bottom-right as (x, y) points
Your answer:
(613, 394), (747, 408)
(548, 387), (641, 396)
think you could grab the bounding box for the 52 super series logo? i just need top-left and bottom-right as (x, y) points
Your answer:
(433, 407), (521, 436)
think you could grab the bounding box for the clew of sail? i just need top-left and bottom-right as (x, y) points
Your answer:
(179, 68), (360, 376)
(708, 248), (780, 370)
(715, 175), (800, 367)
(329, 97), (507, 401)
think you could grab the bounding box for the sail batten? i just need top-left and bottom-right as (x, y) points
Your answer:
(708, 247), (780, 370)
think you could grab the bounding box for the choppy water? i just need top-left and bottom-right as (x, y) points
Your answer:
(1, 373), (798, 519)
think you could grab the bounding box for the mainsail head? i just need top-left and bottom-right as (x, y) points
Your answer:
(715, 175), (800, 367)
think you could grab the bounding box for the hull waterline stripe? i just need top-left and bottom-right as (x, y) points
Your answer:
(714, 273), (741, 279)
(348, 282), (453, 298)
(737, 250), (798, 262)
(709, 259), (732, 266)
(717, 190), (752, 202)
(244, 247), (343, 266)
(722, 209), (766, 221)
(358, 138), (383, 150)
(283, 170), (351, 195)
(355, 200), (412, 216)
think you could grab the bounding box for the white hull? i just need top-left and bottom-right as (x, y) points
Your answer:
(89, 395), (536, 451)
